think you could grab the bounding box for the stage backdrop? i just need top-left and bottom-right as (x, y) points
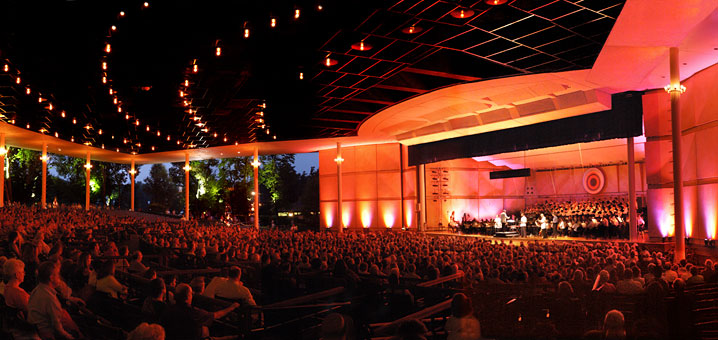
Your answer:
(644, 62), (718, 241)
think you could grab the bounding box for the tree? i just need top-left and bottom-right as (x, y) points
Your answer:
(6, 147), (42, 204)
(144, 164), (176, 213)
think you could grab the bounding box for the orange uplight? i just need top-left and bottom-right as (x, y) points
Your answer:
(383, 213), (395, 228)
(325, 211), (334, 228)
(361, 210), (372, 228)
(342, 211), (351, 228)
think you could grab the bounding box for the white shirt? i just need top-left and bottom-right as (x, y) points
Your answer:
(519, 216), (527, 227)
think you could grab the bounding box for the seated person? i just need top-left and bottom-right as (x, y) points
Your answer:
(28, 261), (83, 340)
(95, 260), (127, 299)
(129, 250), (150, 274)
(4, 258), (30, 312)
(214, 266), (256, 306)
(142, 278), (168, 324)
(160, 284), (239, 340)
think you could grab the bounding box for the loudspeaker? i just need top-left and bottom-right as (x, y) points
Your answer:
(490, 168), (531, 179)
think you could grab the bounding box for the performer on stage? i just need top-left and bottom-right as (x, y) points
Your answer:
(538, 213), (548, 238)
(500, 210), (508, 226)
(519, 213), (527, 237)
(494, 215), (502, 233)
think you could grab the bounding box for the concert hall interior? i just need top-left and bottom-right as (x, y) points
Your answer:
(2, 0), (718, 339)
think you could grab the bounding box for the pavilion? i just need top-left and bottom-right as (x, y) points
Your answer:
(2, 0), (718, 262)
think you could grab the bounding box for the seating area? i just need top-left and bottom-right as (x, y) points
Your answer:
(0, 204), (715, 339)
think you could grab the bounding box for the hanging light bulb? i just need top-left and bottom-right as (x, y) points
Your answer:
(72, 137), (75, 142)
(270, 17), (277, 28)
(111, 25), (117, 31)
(135, 119), (140, 126)
(105, 43), (111, 53)
(3, 64), (8, 72)
(179, 90), (184, 97)
(192, 64), (198, 73)
(38, 96), (43, 103)
(244, 28), (250, 38)
(113, 97), (118, 104)
(61, 111), (66, 118)
(223, 136), (228, 142)
(26, 123), (30, 129)
(98, 129), (103, 135)
(109, 88), (113, 95)
(215, 46), (222, 56)
(125, 114), (130, 120)
(102, 61), (107, 70)
(167, 135), (171, 141)
(26, 87), (31, 95)
(213, 132), (218, 138)
(299, 72), (304, 80)
(119, 11), (125, 16)
(295, 8), (301, 19)
(48, 103), (53, 110)
(143, 2), (149, 8)
(117, 106), (122, 113)
(184, 79), (189, 87)
(16, 76), (21, 84)
(72, 118), (77, 124)
(157, 130), (161, 136)
(102, 76), (107, 84)
(151, 146), (155, 151)
(146, 125), (150, 132)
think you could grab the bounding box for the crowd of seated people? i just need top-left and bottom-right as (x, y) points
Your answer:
(0, 203), (715, 340)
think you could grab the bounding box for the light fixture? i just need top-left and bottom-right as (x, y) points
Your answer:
(193, 64), (198, 73)
(102, 61), (107, 70)
(84, 124), (92, 130)
(135, 119), (140, 126)
(38, 96), (43, 103)
(401, 24), (422, 34)
(450, 8), (475, 19)
(117, 106), (122, 113)
(179, 90), (185, 97)
(40, 154), (48, 161)
(111, 25), (117, 31)
(113, 97), (118, 104)
(0, 147), (7, 156)
(98, 129), (103, 135)
(270, 17), (277, 28)
(151, 146), (155, 151)
(273, 135), (277, 140)
(84, 163), (93, 169)
(317, 4), (323, 11)
(244, 28), (250, 39)
(184, 79), (189, 87)
(105, 43), (111, 53)
(16, 76), (21, 84)
(215, 46), (222, 56)
(61, 111), (66, 118)
(125, 114), (130, 120)
(3, 64), (8, 72)
(157, 131), (161, 136)
(485, 0), (508, 5)
(299, 72), (304, 80)
(102, 76), (107, 84)
(109, 88), (113, 95)
(26, 124), (30, 129)
(334, 156), (344, 163)
(295, 8), (300, 19)
(324, 56), (338, 67)
(71, 137), (75, 142)
(664, 83), (686, 94)
(183, 164), (191, 172)
(223, 136), (228, 142)
(213, 132), (218, 137)
(26, 87), (31, 95)
(351, 40), (372, 51)
(54, 132), (58, 138)
(251, 159), (261, 168)
(120, 11), (125, 16)
(143, 2), (149, 8)
(146, 125), (150, 132)
(167, 135), (171, 141)
(72, 118), (77, 124)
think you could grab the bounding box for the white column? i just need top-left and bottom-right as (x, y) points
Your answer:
(85, 152), (91, 211)
(130, 159), (136, 211)
(253, 148), (260, 229)
(417, 163), (427, 232)
(0, 134), (5, 208)
(628, 137), (638, 241)
(336, 142), (343, 233)
(41, 144), (47, 209)
(184, 154), (190, 221)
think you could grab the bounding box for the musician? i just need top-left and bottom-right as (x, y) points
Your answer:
(500, 210), (508, 226)
(494, 215), (502, 232)
(519, 213), (527, 237)
(537, 214), (548, 238)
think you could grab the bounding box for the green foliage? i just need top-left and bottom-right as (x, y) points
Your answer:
(145, 164), (177, 213)
(6, 147), (42, 203)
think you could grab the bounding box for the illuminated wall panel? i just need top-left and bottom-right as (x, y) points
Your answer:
(450, 169), (479, 196)
(698, 184), (718, 239)
(695, 129), (718, 179)
(357, 200), (376, 229)
(321, 201), (337, 228)
(379, 200), (401, 228)
(478, 199), (503, 220)
(647, 188), (674, 238)
(320, 175), (337, 201)
(377, 144), (401, 170)
(377, 172), (401, 199)
(355, 145), (376, 172)
(503, 177), (525, 196)
(479, 171), (503, 196)
(355, 173), (377, 200)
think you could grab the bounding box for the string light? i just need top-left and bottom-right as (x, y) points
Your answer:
(120, 11), (125, 17)
(270, 17), (277, 28)
(111, 25), (117, 31)
(215, 46), (221, 56)
(105, 43), (111, 53)
(295, 8), (300, 19)
(61, 111), (66, 118)
(16, 76), (21, 84)
(244, 28), (250, 38)
(3, 64), (8, 72)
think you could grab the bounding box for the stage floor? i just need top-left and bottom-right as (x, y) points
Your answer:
(425, 231), (669, 248)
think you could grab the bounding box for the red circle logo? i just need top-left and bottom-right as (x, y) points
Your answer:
(583, 168), (605, 194)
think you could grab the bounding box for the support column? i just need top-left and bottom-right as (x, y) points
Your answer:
(252, 148), (260, 229)
(417, 163), (426, 232)
(85, 152), (91, 211)
(129, 160), (136, 211)
(628, 137), (638, 241)
(0, 134), (5, 208)
(184, 154), (190, 221)
(668, 47), (685, 261)
(335, 142), (343, 233)
(41, 144), (47, 209)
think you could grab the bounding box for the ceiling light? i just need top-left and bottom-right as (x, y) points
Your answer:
(61, 111), (66, 118)
(299, 72), (304, 80)
(485, 0), (508, 5)
(244, 28), (250, 38)
(215, 46), (222, 56)
(111, 25), (117, 31)
(38, 96), (43, 103)
(102, 76), (107, 84)
(26, 87), (31, 95)
(351, 40), (372, 51)
(54, 132), (58, 138)
(113, 97), (118, 104)
(72, 118), (77, 124)
(401, 24), (422, 34)
(143, 2), (149, 8)
(146, 125), (150, 131)
(151, 146), (155, 151)
(16, 76), (21, 84)
(105, 43), (111, 53)
(72, 137), (75, 142)
(184, 79), (189, 87)
(223, 136), (228, 142)
(135, 119), (140, 126)
(3, 64), (8, 72)
(295, 9), (300, 19)
(450, 8), (475, 19)
(157, 131), (161, 136)
(98, 129), (103, 135)
(324, 57), (338, 67)
(167, 135), (171, 141)
(117, 106), (122, 113)
(26, 124), (30, 129)
(192, 64), (198, 73)
(119, 11), (125, 17)
(317, 4), (323, 11)
(48, 103), (53, 110)
(84, 124), (92, 130)
(179, 90), (184, 97)
(270, 17), (277, 28)
(102, 61), (107, 70)
(125, 114), (130, 119)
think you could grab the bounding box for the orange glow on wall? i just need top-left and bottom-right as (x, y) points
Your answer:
(383, 213), (395, 228)
(361, 210), (372, 228)
(325, 212), (334, 228)
(342, 211), (351, 228)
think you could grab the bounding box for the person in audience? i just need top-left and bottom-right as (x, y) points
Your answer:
(189, 276), (205, 295)
(203, 269), (229, 299)
(320, 313), (353, 340)
(159, 284), (239, 340)
(592, 270), (616, 293)
(445, 293), (481, 340)
(603, 310), (626, 340)
(686, 266), (704, 285)
(129, 250), (150, 275)
(142, 278), (167, 324)
(616, 268), (643, 295)
(96, 260), (127, 299)
(27, 261), (83, 340)
(4, 258), (30, 311)
(393, 318), (428, 340)
(127, 322), (165, 340)
(214, 266), (256, 306)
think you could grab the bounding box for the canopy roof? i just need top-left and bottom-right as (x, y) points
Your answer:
(1, 0), (717, 165)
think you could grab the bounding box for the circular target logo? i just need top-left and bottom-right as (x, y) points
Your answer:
(583, 168), (605, 195)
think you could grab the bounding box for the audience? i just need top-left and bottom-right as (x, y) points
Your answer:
(445, 293), (481, 340)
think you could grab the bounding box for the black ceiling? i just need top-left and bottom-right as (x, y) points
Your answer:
(0, 0), (625, 154)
